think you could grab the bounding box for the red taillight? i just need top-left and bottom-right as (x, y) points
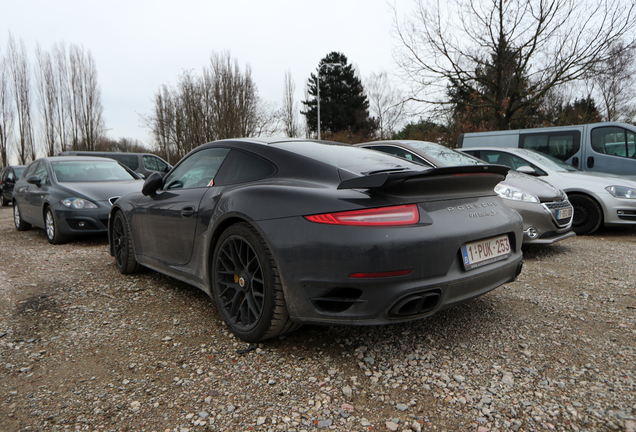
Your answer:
(348, 269), (413, 278)
(304, 204), (419, 226)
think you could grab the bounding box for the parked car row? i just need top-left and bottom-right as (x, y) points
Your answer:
(356, 140), (576, 243)
(459, 147), (636, 235)
(8, 134), (635, 343)
(8, 139), (527, 343)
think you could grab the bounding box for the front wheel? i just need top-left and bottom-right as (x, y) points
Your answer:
(45, 207), (68, 244)
(111, 211), (142, 274)
(211, 223), (299, 342)
(14, 202), (32, 231)
(569, 194), (602, 235)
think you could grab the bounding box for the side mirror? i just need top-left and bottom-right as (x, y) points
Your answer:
(26, 175), (42, 187)
(516, 166), (537, 176)
(142, 172), (164, 197)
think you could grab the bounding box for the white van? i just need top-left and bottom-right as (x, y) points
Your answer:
(457, 122), (636, 178)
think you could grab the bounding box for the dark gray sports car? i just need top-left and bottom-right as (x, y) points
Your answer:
(109, 138), (524, 342)
(13, 156), (144, 244)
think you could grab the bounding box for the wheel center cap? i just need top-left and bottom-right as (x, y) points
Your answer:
(238, 277), (246, 288)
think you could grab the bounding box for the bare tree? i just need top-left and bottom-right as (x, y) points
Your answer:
(52, 42), (71, 152)
(6, 33), (35, 164)
(393, 0), (636, 130)
(592, 41), (636, 122)
(68, 45), (104, 151)
(205, 52), (259, 139)
(146, 51), (269, 159)
(365, 71), (406, 139)
(281, 70), (298, 137)
(35, 44), (59, 156)
(0, 49), (15, 167)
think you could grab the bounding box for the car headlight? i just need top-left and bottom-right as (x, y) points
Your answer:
(62, 198), (98, 209)
(606, 185), (636, 198)
(494, 183), (540, 203)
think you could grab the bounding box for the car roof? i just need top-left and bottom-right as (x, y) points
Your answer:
(45, 156), (124, 163)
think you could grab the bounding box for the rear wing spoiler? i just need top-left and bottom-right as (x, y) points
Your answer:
(337, 164), (509, 190)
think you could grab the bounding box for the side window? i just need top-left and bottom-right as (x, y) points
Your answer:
(521, 132), (580, 161)
(374, 146), (431, 166)
(214, 150), (277, 185)
(143, 155), (158, 171)
(591, 126), (636, 158)
(33, 162), (50, 185)
(164, 147), (230, 190)
(22, 162), (38, 179)
(480, 151), (547, 175)
(7, 170), (14, 181)
(143, 155), (169, 173)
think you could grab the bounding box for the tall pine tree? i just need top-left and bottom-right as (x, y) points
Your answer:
(301, 52), (374, 138)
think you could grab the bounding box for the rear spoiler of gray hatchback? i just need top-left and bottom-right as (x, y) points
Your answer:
(337, 164), (510, 190)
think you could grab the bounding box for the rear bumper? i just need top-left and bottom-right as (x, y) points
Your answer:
(256, 197), (524, 325)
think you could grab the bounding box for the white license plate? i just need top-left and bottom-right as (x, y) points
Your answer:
(558, 207), (572, 219)
(461, 235), (511, 270)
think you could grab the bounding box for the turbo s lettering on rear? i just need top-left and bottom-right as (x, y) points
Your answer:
(447, 201), (499, 213)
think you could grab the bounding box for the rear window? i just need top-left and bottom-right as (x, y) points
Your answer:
(273, 141), (422, 175)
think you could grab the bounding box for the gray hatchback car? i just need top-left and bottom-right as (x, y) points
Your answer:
(357, 140), (575, 245)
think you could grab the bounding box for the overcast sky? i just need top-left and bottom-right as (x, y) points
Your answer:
(1, 0), (415, 148)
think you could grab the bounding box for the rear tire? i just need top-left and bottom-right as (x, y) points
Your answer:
(13, 202), (31, 231)
(45, 207), (69, 244)
(568, 194), (602, 235)
(211, 222), (299, 342)
(112, 211), (142, 274)
(0, 194), (8, 206)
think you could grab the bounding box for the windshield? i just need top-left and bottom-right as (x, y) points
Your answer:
(52, 160), (138, 182)
(515, 149), (579, 172)
(405, 141), (484, 166)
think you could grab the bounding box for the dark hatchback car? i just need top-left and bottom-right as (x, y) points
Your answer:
(109, 138), (524, 342)
(1, 165), (26, 206)
(13, 156), (143, 244)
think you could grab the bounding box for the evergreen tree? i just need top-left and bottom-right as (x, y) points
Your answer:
(446, 36), (543, 131)
(301, 52), (374, 138)
(549, 96), (603, 126)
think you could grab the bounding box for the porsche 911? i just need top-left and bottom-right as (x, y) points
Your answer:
(109, 138), (524, 342)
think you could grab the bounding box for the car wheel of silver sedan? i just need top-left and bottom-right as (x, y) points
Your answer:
(45, 207), (68, 244)
(569, 194), (602, 235)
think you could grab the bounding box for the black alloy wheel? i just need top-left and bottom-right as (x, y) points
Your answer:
(45, 207), (68, 244)
(568, 194), (602, 235)
(13, 202), (31, 231)
(112, 211), (141, 274)
(212, 223), (297, 342)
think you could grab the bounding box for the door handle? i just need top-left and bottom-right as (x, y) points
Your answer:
(587, 156), (594, 168)
(181, 206), (195, 217)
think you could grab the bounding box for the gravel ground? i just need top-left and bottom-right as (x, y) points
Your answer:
(0, 205), (635, 432)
